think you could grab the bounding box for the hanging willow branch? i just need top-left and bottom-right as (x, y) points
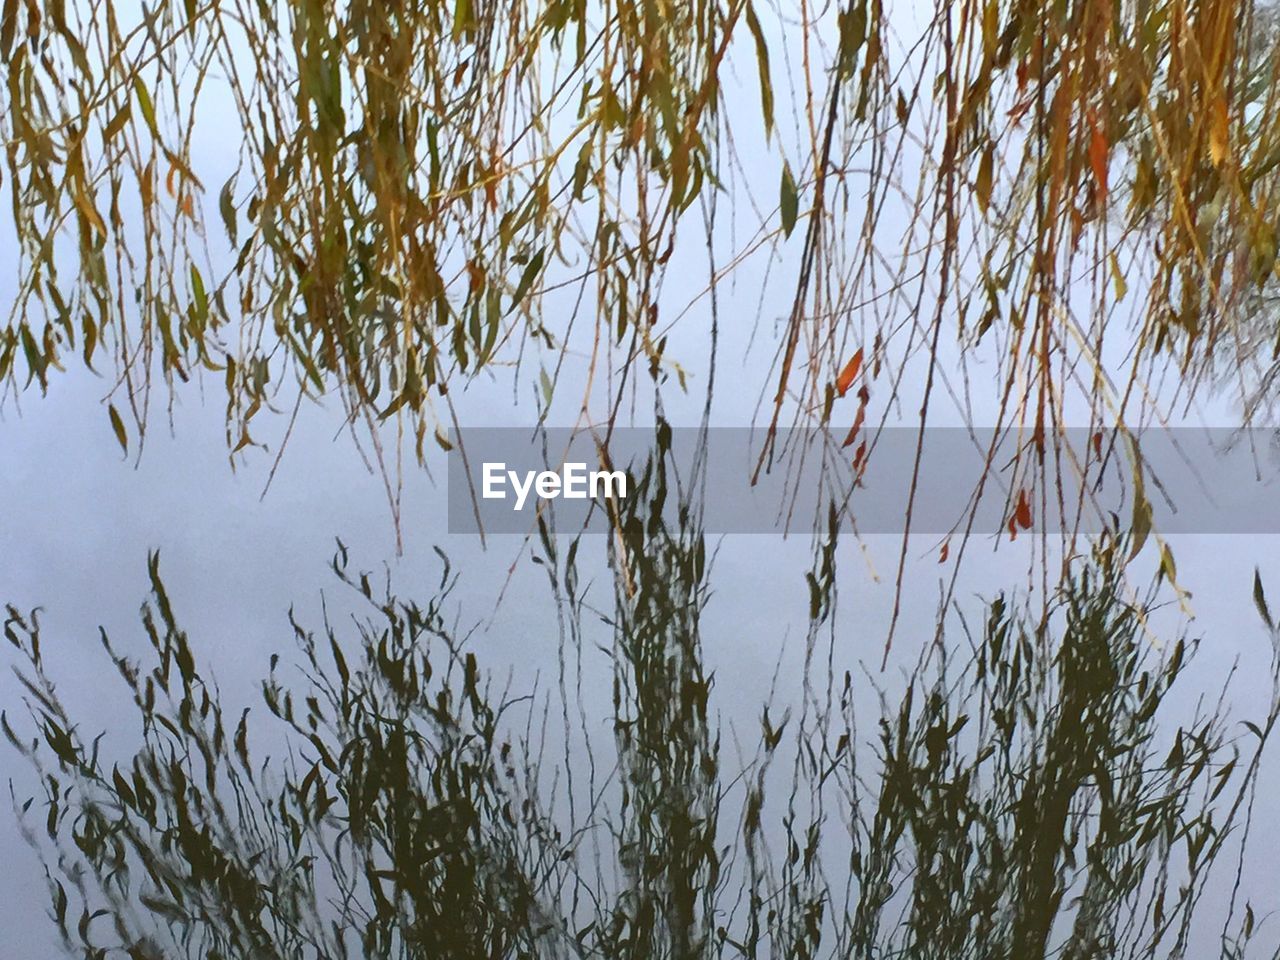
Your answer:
(3, 0), (1280, 568)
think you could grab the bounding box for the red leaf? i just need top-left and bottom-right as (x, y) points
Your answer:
(939, 540), (950, 564)
(1015, 488), (1032, 530)
(835, 348), (864, 397)
(841, 404), (866, 448)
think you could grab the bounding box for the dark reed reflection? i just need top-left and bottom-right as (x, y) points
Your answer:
(6, 424), (1280, 959)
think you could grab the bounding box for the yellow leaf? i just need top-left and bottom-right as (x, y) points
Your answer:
(1109, 252), (1127, 301)
(976, 145), (993, 214)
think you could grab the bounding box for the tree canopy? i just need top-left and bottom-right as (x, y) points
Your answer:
(5, 0), (1279, 452)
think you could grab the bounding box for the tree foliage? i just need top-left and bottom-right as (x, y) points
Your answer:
(4, 0), (1280, 447)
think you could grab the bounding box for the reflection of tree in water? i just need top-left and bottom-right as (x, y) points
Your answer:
(7, 429), (1280, 958)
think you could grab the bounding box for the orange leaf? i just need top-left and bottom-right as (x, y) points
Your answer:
(484, 158), (500, 210)
(835, 348), (864, 397)
(939, 540), (950, 564)
(139, 159), (155, 208)
(1209, 95), (1229, 166)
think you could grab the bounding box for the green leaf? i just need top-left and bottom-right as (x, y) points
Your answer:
(219, 176), (237, 245)
(1255, 569), (1273, 630)
(82, 314), (98, 369)
(1130, 487), (1152, 561)
(190, 266), (209, 326)
(19, 324), (45, 387)
(477, 288), (501, 365)
(103, 100), (132, 143)
(132, 76), (158, 136)
(1127, 434), (1151, 560)
(745, 3), (774, 138)
(837, 0), (868, 78)
(108, 404), (128, 454)
(508, 247), (545, 314)
(452, 0), (471, 40)
(378, 392), (407, 420)
(780, 163), (799, 238)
